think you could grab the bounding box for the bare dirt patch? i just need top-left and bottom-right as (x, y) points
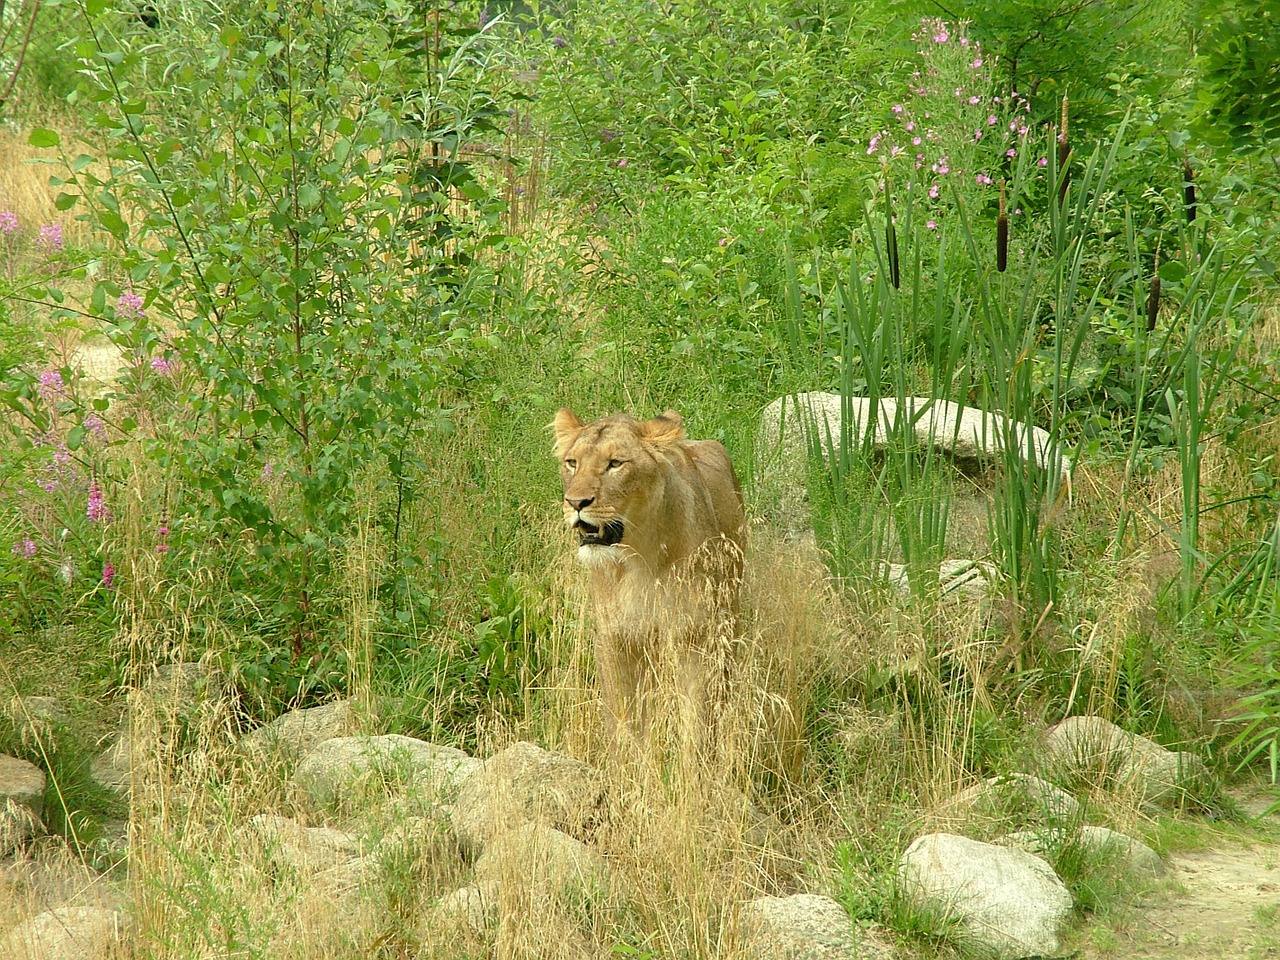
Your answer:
(1079, 791), (1280, 959)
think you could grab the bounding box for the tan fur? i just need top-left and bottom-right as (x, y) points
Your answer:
(552, 408), (746, 741)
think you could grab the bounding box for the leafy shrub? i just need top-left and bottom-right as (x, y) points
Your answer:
(21, 0), (513, 693)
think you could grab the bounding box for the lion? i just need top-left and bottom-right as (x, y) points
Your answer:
(552, 408), (746, 742)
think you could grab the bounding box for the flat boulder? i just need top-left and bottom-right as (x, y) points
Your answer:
(942, 773), (1082, 832)
(237, 814), (363, 873)
(900, 832), (1073, 959)
(474, 822), (610, 896)
(757, 392), (1071, 531)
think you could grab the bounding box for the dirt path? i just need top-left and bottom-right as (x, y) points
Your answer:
(1080, 793), (1280, 959)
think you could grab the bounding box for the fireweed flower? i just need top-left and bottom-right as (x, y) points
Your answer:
(150, 356), (175, 376)
(12, 538), (37, 559)
(35, 223), (63, 253)
(83, 414), (108, 442)
(0, 211), (17, 234)
(101, 562), (116, 589)
(87, 481), (110, 522)
(36, 369), (65, 403)
(117, 291), (145, 319)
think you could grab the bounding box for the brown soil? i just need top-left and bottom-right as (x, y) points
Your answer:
(1078, 790), (1280, 960)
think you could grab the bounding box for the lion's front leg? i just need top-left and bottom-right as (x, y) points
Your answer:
(595, 631), (652, 741)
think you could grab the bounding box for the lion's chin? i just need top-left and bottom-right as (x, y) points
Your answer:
(577, 543), (625, 567)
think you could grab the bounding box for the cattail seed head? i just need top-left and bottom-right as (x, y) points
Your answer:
(1147, 253), (1161, 332)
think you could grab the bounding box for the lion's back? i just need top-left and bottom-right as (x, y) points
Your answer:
(684, 439), (746, 551)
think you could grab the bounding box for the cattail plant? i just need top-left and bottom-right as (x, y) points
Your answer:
(997, 181), (1008, 273)
(1056, 95), (1071, 207)
(885, 180), (901, 289)
(1146, 246), (1161, 332)
(1183, 158), (1197, 224)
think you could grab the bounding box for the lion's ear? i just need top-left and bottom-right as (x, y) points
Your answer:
(551, 408), (583, 457)
(641, 410), (686, 446)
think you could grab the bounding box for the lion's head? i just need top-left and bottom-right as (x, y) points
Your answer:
(551, 409), (696, 567)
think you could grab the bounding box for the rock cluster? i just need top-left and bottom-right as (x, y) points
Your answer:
(896, 715), (1197, 958)
(3, 669), (1214, 960)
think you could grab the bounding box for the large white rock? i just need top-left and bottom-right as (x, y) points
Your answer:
(0, 905), (131, 960)
(1003, 825), (1164, 880)
(756, 392), (1071, 531)
(900, 833), (1073, 959)
(293, 734), (478, 810)
(449, 742), (606, 857)
(1045, 716), (1209, 806)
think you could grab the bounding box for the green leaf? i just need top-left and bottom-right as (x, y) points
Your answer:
(66, 425), (87, 451)
(55, 192), (79, 211)
(1158, 261), (1188, 282)
(29, 128), (61, 148)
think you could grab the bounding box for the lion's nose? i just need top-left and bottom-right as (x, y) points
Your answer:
(566, 496), (594, 512)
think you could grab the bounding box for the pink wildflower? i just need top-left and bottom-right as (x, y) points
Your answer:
(101, 562), (116, 589)
(87, 480), (110, 522)
(117, 291), (145, 319)
(35, 223), (63, 253)
(150, 356), (175, 376)
(0, 211), (17, 234)
(37, 369), (65, 403)
(83, 414), (107, 442)
(1038, 157), (1049, 167)
(926, 220), (938, 230)
(12, 538), (37, 559)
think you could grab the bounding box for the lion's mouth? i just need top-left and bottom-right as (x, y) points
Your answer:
(575, 518), (624, 547)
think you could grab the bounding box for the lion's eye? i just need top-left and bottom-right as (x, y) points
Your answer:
(607, 459), (624, 471)
(564, 459), (577, 472)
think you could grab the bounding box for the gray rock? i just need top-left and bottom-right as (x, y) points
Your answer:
(1003, 825), (1164, 880)
(0, 755), (46, 853)
(238, 814), (362, 873)
(1045, 715), (1209, 806)
(882, 559), (995, 603)
(293, 734), (478, 811)
(239, 700), (357, 762)
(900, 832), (1073, 959)
(89, 734), (130, 794)
(3, 698), (67, 750)
(943, 774), (1083, 831)
(474, 822), (610, 895)
(738, 894), (860, 960)
(757, 392), (1071, 531)
(0, 905), (131, 960)
(137, 661), (224, 722)
(0, 845), (125, 914)
(449, 742), (606, 857)
(431, 882), (500, 937)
